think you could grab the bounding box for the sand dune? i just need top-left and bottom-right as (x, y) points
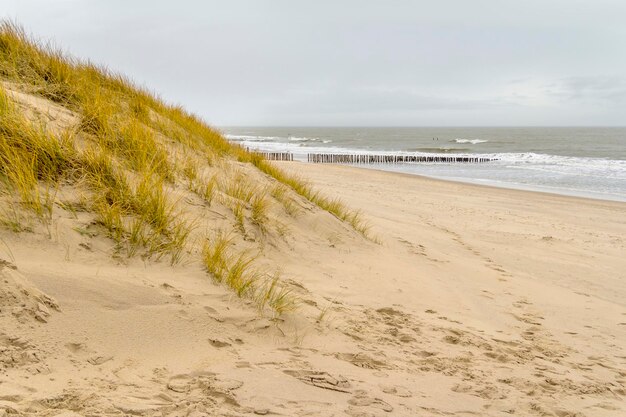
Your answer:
(1, 160), (624, 416)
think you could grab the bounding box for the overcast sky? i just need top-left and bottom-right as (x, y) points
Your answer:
(3, 1), (626, 126)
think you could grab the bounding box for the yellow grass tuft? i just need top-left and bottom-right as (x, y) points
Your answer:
(202, 232), (232, 279)
(114, 117), (172, 178)
(271, 184), (301, 216)
(232, 201), (245, 232)
(221, 173), (257, 203)
(250, 193), (269, 231)
(257, 274), (298, 316)
(78, 89), (115, 136)
(202, 233), (296, 315)
(201, 175), (217, 206)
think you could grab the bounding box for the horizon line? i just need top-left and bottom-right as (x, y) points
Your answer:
(216, 125), (626, 128)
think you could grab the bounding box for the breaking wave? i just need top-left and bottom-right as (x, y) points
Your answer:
(453, 138), (489, 144)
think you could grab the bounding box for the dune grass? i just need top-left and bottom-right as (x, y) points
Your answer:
(181, 155), (199, 190)
(1, 21), (373, 240)
(221, 173), (257, 204)
(0, 86), (75, 225)
(257, 274), (298, 316)
(230, 201), (246, 233)
(250, 194), (269, 231)
(202, 232), (296, 314)
(249, 157), (375, 240)
(271, 184), (301, 217)
(0, 21), (377, 315)
(200, 175), (217, 206)
(83, 154), (191, 263)
(111, 116), (172, 179)
(0, 87), (189, 263)
(202, 232), (259, 297)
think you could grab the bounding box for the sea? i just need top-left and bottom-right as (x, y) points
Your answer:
(220, 127), (626, 202)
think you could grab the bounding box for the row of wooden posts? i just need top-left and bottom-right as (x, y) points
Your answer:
(252, 152), (294, 161)
(306, 153), (497, 164)
(250, 151), (497, 164)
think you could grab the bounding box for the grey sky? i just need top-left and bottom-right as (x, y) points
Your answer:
(3, 0), (626, 126)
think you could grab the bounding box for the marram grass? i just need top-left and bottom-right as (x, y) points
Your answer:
(0, 21), (376, 314)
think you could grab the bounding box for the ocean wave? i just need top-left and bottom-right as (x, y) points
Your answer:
(229, 140), (626, 174)
(453, 138), (489, 144)
(406, 147), (471, 153)
(225, 134), (280, 142)
(288, 136), (318, 142)
(232, 139), (625, 200)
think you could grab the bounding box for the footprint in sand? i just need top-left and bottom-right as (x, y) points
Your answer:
(64, 342), (86, 353)
(46, 412), (85, 417)
(335, 352), (391, 370)
(208, 338), (231, 348)
(166, 373), (243, 408)
(166, 375), (192, 393)
(347, 390), (393, 412)
(87, 355), (113, 365)
(379, 384), (412, 398)
(283, 370), (351, 393)
(160, 282), (184, 303)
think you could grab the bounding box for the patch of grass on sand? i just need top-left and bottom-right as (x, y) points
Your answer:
(202, 232), (296, 315)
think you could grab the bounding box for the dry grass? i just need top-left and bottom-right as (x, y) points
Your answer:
(0, 85), (75, 225)
(202, 232), (296, 315)
(257, 274), (298, 316)
(200, 175), (217, 206)
(221, 173), (257, 204)
(250, 158), (376, 240)
(0, 21), (377, 315)
(232, 201), (245, 233)
(113, 117), (172, 178)
(181, 155), (199, 189)
(250, 193), (269, 231)
(1, 21), (373, 240)
(271, 184), (301, 216)
(202, 232), (259, 297)
(202, 231), (231, 278)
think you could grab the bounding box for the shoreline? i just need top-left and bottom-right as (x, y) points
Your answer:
(280, 160), (626, 206)
(370, 166), (626, 204)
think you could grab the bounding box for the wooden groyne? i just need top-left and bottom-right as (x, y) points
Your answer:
(307, 153), (497, 164)
(248, 150), (497, 164)
(251, 151), (294, 161)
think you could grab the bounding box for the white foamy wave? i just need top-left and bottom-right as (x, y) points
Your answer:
(235, 140), (355, 156)
(492, 153), (626, 178)
(454, 138), (489, 144)
(243, 143), (626, 177)
(288, 136), (318, 142)
(225, 134), (279, 142)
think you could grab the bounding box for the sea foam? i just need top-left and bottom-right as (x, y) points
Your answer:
(454, 138), (489, 144)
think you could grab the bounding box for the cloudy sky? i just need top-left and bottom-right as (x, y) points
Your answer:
(3, 1), (626, 126)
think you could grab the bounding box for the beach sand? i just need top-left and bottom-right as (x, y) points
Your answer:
(2, 162), (625, 416)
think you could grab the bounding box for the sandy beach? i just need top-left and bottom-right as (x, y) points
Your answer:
(2, 161), (625, 416)
(2, 8), (625, 416)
